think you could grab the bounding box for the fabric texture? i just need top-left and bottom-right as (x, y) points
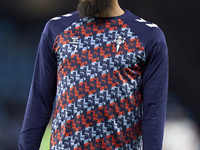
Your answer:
(19, 10), (168, 150)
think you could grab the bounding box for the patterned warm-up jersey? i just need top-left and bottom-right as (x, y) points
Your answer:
(51, 16), (145, 150)
(19, 10), (168, 150)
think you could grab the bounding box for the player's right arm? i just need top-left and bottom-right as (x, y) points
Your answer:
(19, 31), (57, 150)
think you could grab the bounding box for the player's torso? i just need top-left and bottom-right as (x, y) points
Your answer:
(50, 16), (145, 150)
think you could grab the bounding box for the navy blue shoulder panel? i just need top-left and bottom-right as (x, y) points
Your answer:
(42, 11), (80, 40)
(120, 10), (166, 47)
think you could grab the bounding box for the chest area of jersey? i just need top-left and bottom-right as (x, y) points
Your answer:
(54, 18), (145, 72)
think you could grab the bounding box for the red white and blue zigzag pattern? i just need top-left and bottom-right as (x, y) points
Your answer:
(50, 17), (145, 150)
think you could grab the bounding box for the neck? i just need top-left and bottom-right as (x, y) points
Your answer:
(95, 0), (124, 18)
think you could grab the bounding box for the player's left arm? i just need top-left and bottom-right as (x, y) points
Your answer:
(142, 42), (169, 150)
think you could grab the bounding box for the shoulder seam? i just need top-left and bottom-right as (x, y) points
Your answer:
(40, 33), (55, 53)
(52, 17), (80, 43)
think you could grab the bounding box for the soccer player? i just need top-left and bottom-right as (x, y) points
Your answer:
(19, 0), (168, 149)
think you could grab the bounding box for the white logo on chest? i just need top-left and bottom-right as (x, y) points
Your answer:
(70, 36), (79, 52)
(114, 36), (125, 53)
(70, 36), (79, 44)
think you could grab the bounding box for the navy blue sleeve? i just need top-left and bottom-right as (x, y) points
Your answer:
(142, 42), (168, 150)
(19, 33), (57, 150)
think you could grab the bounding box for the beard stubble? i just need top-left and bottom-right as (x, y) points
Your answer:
(77, 0), (112, 17)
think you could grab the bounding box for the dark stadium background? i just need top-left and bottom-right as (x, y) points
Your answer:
(0, 0), (199, 149)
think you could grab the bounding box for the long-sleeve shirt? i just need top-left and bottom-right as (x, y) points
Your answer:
(19, 9), (168, 150)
